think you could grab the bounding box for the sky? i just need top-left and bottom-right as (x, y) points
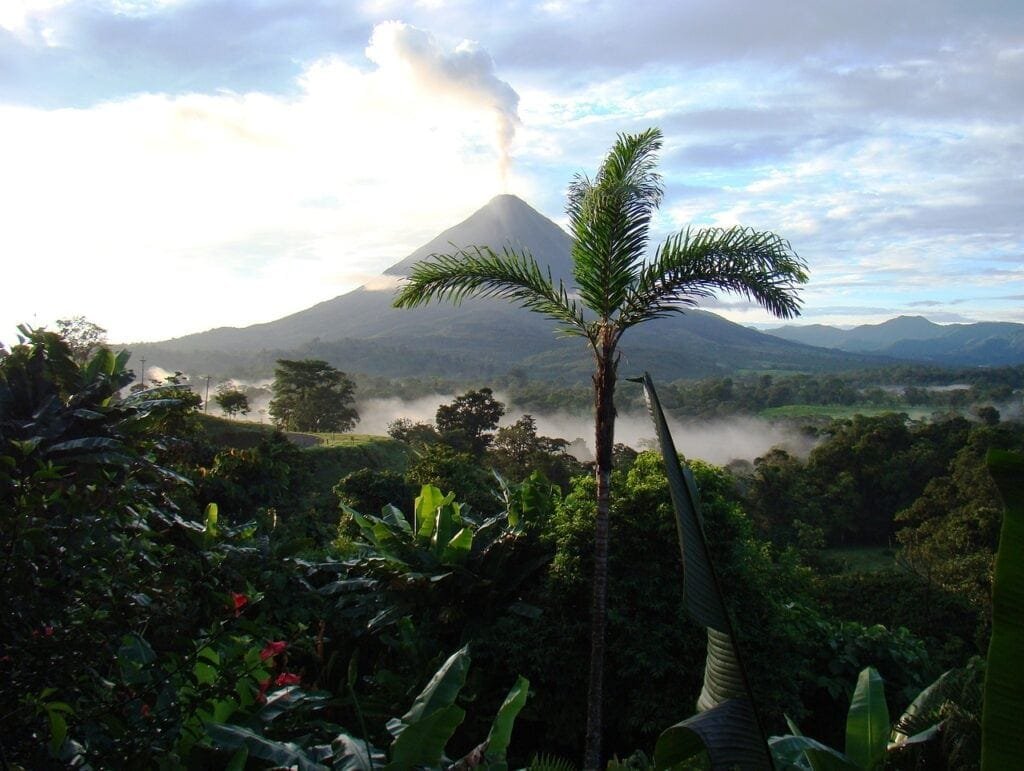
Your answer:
(1, 0), (1022, 346)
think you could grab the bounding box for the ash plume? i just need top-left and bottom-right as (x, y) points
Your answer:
(367, 21), (520, 187)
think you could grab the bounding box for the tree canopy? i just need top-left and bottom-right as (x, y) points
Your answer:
(268, 359), (358, 432)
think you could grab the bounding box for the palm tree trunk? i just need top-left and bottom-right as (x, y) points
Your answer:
(584, 329), (617, 770)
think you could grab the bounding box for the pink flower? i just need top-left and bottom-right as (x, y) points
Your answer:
(274, 672), (301, 687)
(260, 640), (287, 660)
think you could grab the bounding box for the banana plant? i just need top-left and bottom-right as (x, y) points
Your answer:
(769, 667), (888, 771)
(634, 373), (772, 770)
(769, 663), (964, 771)
(982, 449), (1024, 769)
(208, 646), (529, 770)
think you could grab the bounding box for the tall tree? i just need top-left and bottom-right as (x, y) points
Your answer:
(393, 127), (807, 767)
(214, 385), (250, 417)
(435, 387), (505, 456)
(268, 359), (359, 432)
(55, 315), (107, 364)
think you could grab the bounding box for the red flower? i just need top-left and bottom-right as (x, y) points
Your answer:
(274, 672), (301, 687)
(230, 592), (248, 616)
(260, 640), (287, 660)
(140, 703), (151, 719)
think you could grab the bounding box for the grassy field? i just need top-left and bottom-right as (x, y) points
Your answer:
(759, 404), (937, 420)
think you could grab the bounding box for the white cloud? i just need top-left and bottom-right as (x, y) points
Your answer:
(0, 21), (521, 343)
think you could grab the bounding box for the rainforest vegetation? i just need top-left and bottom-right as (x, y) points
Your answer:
(2, 323), (1021, 769)
(4, 131), (1022, 769)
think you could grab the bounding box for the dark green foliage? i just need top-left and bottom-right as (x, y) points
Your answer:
(490, 414), (586, 489)
(55, 315), (108, 364)
(435, 387), (505, 456)
(406, 442), (502, 515)
(214, 385), (250, 416)
(813, 569), (980, 671)
(334, 467), (416, 518)
(197, 431), (312, 522)
(480, 452), (816, 759)
(269, 359), (359, 432)
(0, 328), (236, 763)
(743, 413), (981, 548)
(897, 422), (1024, 616)
(388, 416), (442, 446)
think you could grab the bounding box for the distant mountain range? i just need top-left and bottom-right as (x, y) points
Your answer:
(765, 316), (1024, 367)
(126, 196), (1013, 384)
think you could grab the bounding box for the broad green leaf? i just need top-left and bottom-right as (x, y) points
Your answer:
(635, 373), (727, 632)
(395, 646), (470, 731)
(845, 667), (888, 769)
(382, 503), (411, 533)
(387, 704), (466, 770)
(484, 675), (530, 769)
(655, 698), (771, 771)
(637, 373), (771, 769)
(117, 633), (156, 685)
(982, 449), (1024, 770)
(696, 627), (746, 711)
(415, 485), (453, 538)
(431, 501), (463, 557)
(47, 436), (124, 454)
(332, 731), (384, 770)
(194, 647), (219, 685)
(46, 707), (68, 756)
(225, 747), (249, 771)
(204, 502), (219, 540)
(441, 526), (474, 563)
(769, 735), (860, 771)
(207, 723), (327, 771)
(891, 669), (954, 744)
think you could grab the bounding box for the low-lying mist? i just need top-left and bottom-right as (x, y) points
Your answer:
(146, 373), (817, 464)
(357, 391), (817, 465)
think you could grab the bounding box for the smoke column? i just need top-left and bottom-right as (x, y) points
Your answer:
(367, 21), (520, 189)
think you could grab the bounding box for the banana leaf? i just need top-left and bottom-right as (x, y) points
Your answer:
(656, 698), (773, 770)
(206, 724), (327, 771)
(635, 373), (771, 770)
(982, 449), (1024, 770)
(484, 675), (530, 770)
(386, 646), (470, 769)
(845, 667), (887, 769)
(890, 668), (955, 745)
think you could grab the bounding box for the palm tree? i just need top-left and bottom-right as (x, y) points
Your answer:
(393, 127), (808, 768)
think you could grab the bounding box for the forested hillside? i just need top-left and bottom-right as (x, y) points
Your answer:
(3, 327), (1019, 768)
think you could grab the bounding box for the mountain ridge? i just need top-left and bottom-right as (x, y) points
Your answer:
(123, 195), (910, 382)
(766, 315), (1024, 366)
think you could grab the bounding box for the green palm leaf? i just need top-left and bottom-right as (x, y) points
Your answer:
(618, 225), (807, 329)
(567, 127), (664, 318)
(392, 245), (589, 339)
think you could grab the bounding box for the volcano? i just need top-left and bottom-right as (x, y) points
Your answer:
(127, 195), (878, 382)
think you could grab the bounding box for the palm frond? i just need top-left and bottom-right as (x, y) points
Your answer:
(617, 225), (808, 329)
(392, 245), (590, 339)
(567, 128), (664, 318)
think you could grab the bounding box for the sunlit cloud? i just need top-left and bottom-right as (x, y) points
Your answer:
(0, 21), (520, 342)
